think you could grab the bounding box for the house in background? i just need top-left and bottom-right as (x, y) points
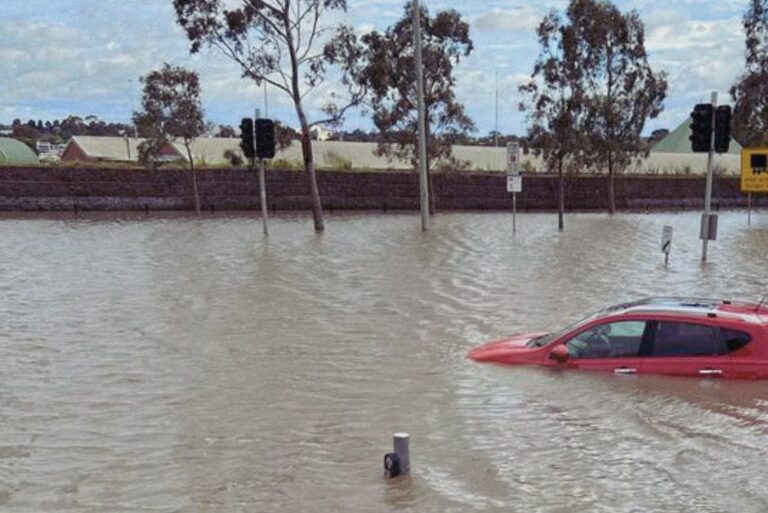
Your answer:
(173, 138), (243, 166)
(310, 126), (335, 141)
(61, 135), (180, 163)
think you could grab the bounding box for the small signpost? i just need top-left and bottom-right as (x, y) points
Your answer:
(507, 142), (522, 232)
(740, 147), (768, 225)
(661, 225), (673, 266)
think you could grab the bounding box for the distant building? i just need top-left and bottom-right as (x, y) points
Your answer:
(311, 126), (335, 141)
(651, 120), (742, 155)
(173, 138), (243, 165)
(0, 138), (39, 166)
(645, 119), (741, 175)
(61, 135), (180, 163)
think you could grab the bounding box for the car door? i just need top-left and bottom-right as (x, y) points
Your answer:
(720, 327), (764, 379)
(641, 320), (732, 378)
(562, 320), (649, 375)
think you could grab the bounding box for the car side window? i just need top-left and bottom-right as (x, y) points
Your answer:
(652, 322), (725, 356)
(719, 328), (751, 353)
(566, 321), (646, 359)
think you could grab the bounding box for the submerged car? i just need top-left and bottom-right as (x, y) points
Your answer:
(468, 298), (768, 379)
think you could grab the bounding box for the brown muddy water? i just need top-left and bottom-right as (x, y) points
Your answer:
(1, 210), (768, 512)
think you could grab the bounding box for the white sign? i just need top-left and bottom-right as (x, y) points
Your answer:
(661, 225), (673, 254)
(507, 175), (522, 193)
(506, 142), (521, 175)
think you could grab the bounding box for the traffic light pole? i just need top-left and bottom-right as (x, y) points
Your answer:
(259, 158), (269, 236)
(702, 91), (717, 262)
(255, 108), (269, 236)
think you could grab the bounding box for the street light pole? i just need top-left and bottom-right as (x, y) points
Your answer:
(701, 91), (717, 262)
(413, 0), (429, 231)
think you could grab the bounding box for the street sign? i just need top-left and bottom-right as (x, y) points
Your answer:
(661, 226), (673, 254)
(507, 175), (522, 193)
(506, 142), (522, 194)
(506, 142), (520, 175)
(741, 148), (768, 192)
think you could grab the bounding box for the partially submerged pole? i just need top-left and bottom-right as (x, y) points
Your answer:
(259, 158), (269, 236)
(701, 91), (717, 262)
(384, 432), (410, 478)
(413, 0), (429, 232)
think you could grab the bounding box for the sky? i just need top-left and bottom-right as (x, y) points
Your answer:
(0, 0), (752, 136)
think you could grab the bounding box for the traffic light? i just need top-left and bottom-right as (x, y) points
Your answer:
(690, 103), (713, 153)
(714, 105), (731, 154)
(255, 119), (276, 160)
(239, 118), (255, 160)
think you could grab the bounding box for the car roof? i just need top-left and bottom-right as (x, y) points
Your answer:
(605, 297), (768, 325)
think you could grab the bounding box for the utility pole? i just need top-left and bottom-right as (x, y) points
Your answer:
(256, 108), (268, 236)
(413, 0), (429, 231)
(494, 72), (499, 147)
(701, 92), (717, 262)
(264, 82), (269, 118)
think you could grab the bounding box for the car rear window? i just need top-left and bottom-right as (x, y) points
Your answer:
(652, 322), (724, 356)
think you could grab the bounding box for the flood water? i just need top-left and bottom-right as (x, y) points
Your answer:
(1, 210), (768, 512)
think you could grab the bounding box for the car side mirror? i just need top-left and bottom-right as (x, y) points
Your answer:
(549, 345), (570, 363)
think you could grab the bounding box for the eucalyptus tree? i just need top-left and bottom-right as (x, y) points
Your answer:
(568, 0), (667, 213)
(731, 0), (768, 146)
(173, 0), (364, 232)
(519, 9), (586, 231)
(331, 2), (474, 212)
(133, 63), (205, 215)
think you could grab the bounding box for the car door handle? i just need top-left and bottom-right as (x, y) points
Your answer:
(699, 369), (723, 376)
(614, 367), (637, 375)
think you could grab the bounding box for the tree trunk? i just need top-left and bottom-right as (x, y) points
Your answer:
(297, 106), (325, 232)
(558, 156), (565, 232)
(185, 142), (201, 216)
(607, 152), (616, 214)
(285, 8), (324, 233)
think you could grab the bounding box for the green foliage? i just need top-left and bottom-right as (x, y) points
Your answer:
(174, 0), (367, 230)
(335, 3), (474, 172)
(322, 150), (353, 170)
(223, 149), (244, 167)
(520, 0), (666, 217)
(521, 160), (537, 173)
(731, 0), (768, 146)
(269, 158), (303, 171)
(132, 63), (204, 169)
(569, 0), (667, 211)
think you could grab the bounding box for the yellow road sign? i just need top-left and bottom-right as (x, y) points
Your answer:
(741, 148), (768, 192)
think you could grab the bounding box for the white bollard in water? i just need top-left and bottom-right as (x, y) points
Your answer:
(393, 433), (410, 476)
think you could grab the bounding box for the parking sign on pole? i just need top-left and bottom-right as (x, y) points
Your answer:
(506, 142), (522, 231)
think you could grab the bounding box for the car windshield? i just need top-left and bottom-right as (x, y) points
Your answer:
(525, 303), (634, 348)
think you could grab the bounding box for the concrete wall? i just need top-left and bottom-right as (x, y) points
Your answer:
(0, 166), (760, 212)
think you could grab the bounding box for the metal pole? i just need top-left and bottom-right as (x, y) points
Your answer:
(264, 82), (269, 118)
(259, 158), (269, 236)
(254, 107), (268, 235)
(413, 0), (429, 232)
(513, 192), (517, 233)
(702, 91), (717, 262)
(494, 72), (499, 148)
(748, 192), (752, 226)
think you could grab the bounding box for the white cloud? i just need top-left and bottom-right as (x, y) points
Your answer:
(472, 6), (543, 34)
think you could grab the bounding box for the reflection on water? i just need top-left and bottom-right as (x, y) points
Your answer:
(0, 210), (767, 512)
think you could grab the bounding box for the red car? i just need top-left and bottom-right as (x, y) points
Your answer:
(468, 298), (768, 379)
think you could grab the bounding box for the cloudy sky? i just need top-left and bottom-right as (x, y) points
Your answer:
(0, 0), (751, 135)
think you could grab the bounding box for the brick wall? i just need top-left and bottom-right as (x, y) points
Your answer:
(0, 166), (759, 212)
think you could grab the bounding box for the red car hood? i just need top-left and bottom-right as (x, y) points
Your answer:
(467, 332), (547, 362)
